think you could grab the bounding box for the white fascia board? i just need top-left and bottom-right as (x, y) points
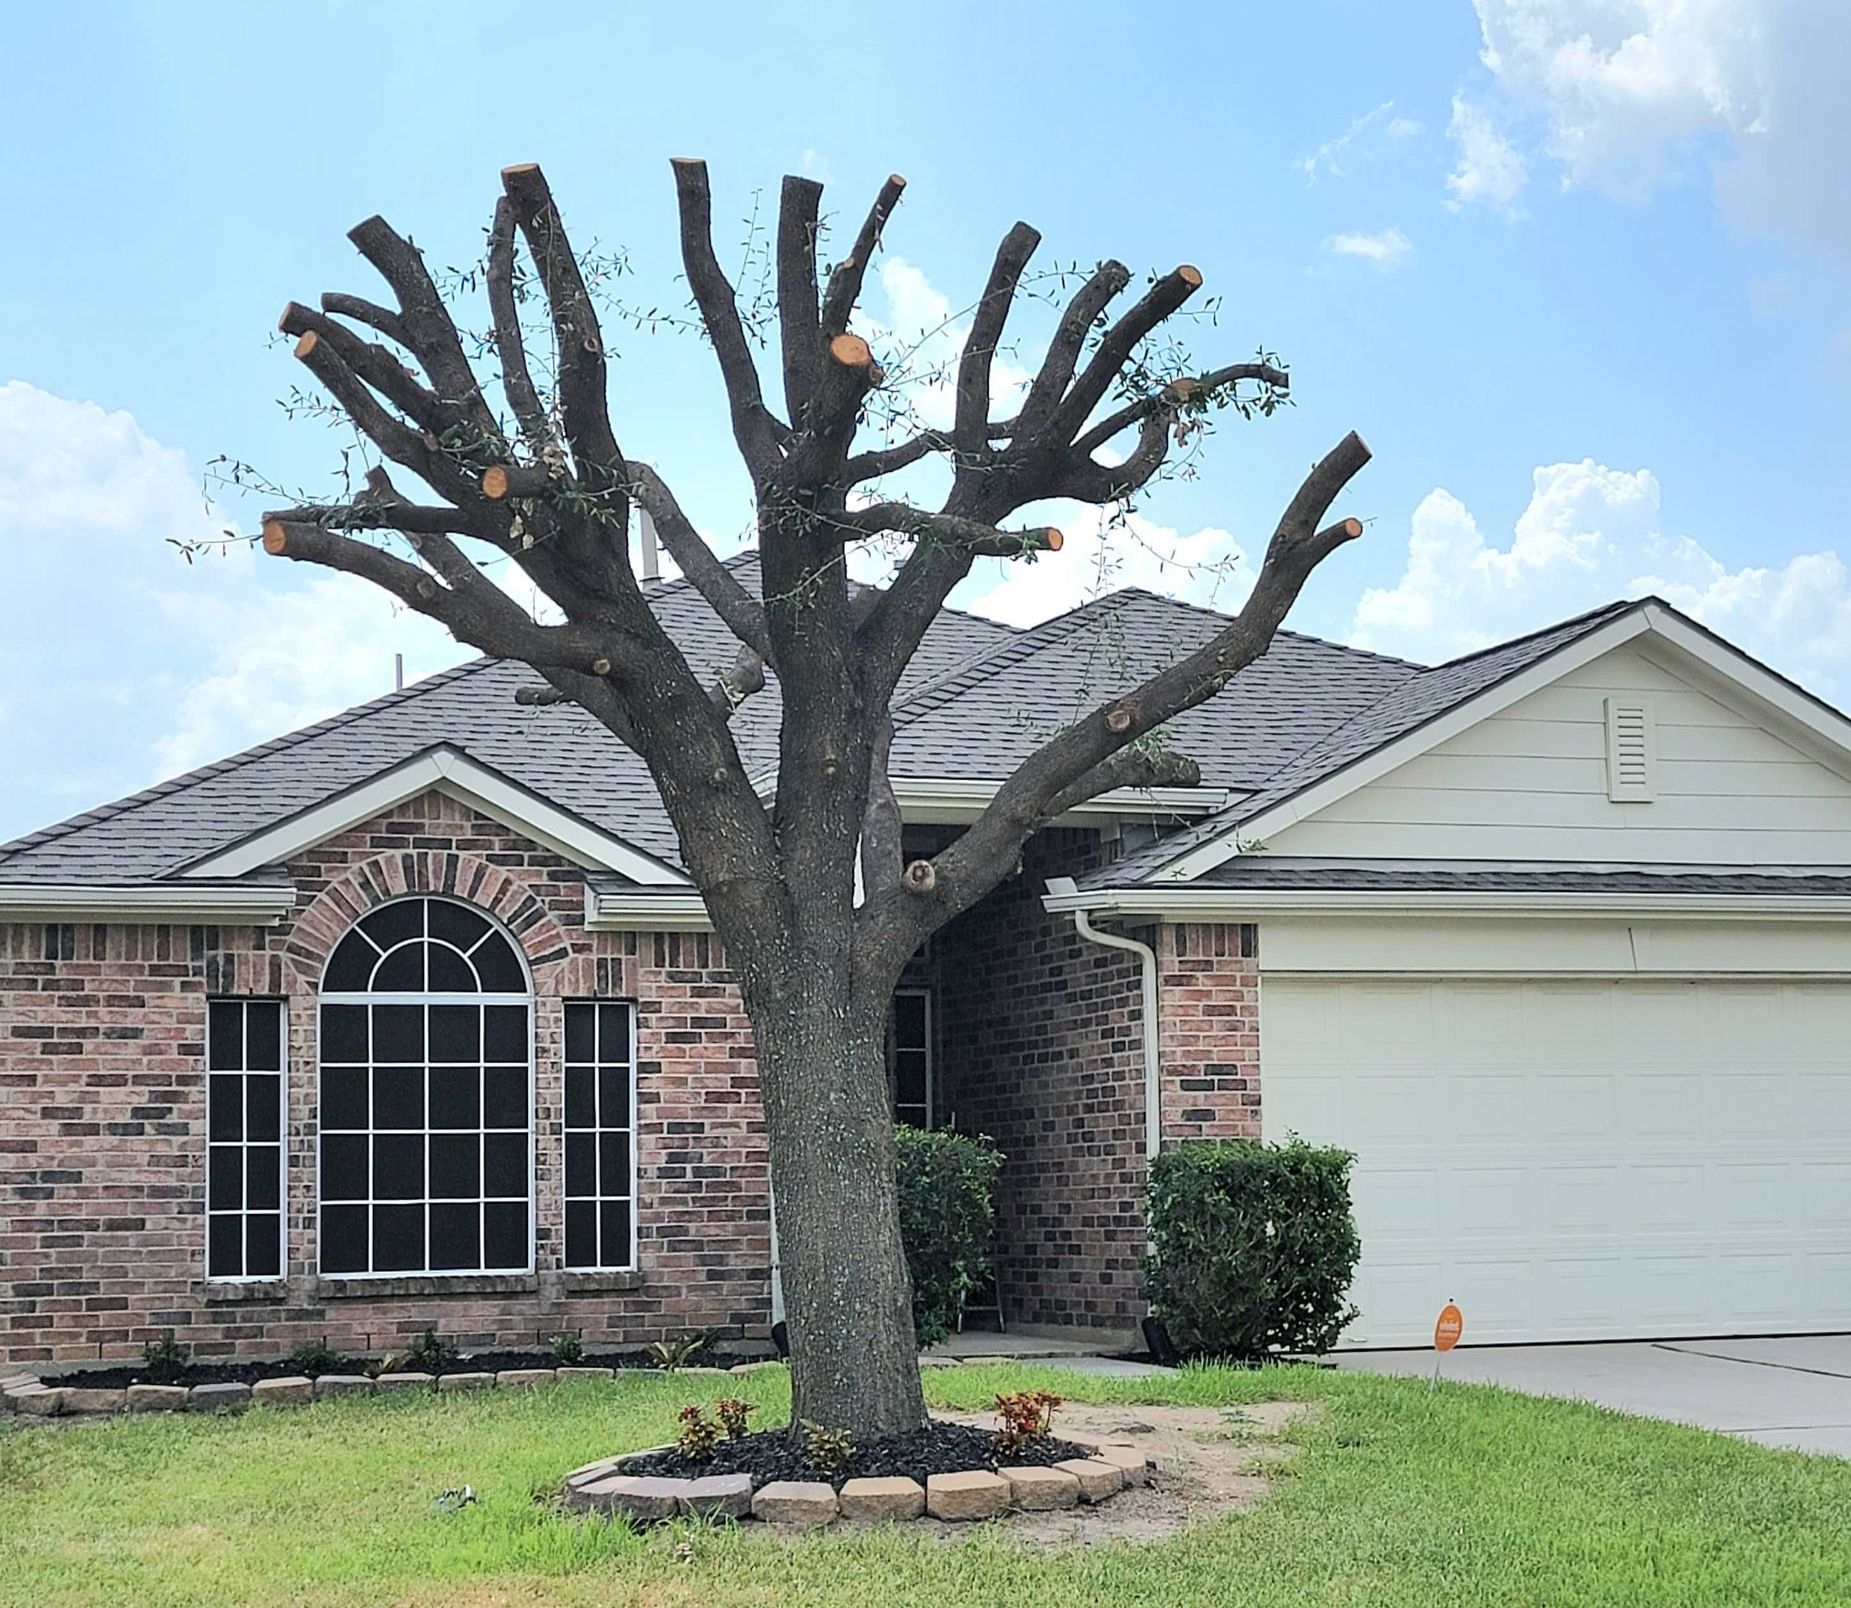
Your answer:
(1153, 611), (1656, 883)
(180, 746), (688, 886)
(1041, 883), (1851, 924)
(583, 885), (713, 931)
(890, 777), (1231, 823)
(0, 884), (299, 923)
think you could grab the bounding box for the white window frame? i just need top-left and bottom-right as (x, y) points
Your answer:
(316, 895), (536, 1281)
(889, 986), (934, 1129)
(204, 997), (289, 1284)
(560, 999), (639, 1273)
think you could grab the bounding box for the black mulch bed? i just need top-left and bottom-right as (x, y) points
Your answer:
(621, 1419), (1092, 1491)
(49, 1348), (687, 1392)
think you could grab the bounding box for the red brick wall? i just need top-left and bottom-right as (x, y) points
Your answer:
(1158, 922), (1261, 1143)
(0, 791), (771, 1369)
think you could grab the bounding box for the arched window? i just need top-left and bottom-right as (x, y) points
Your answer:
(318, 897), (531, 1276)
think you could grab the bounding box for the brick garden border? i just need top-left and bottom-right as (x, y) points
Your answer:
(0, 1359), (783, 1419)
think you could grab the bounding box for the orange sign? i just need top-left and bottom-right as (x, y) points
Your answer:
(1434, 1303), (1463, 1352)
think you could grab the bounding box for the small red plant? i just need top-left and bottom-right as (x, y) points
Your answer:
(992, 1389), (1064, 1458)
(676, 1403), (720, 1461)
(714, 1397), (756, 1440)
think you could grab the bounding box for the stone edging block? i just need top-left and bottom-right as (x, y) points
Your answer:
(925, 1469), (1011, 1521)
(313, 1374), (376, 1399)
(375, 1372), (435, 1394)
(999, 1465), (1081, 1510)
(750, 1480), (838, 1526)
(837, 1476), (926, 1521)
(189, 1382), (252, 1413)
(436, 1371), (496, 1393)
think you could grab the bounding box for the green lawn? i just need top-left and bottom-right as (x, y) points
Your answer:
(2, 1363), (1847, 1606)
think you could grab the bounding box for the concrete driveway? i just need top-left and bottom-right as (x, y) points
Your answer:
(1338, 1334), (1851, 1457)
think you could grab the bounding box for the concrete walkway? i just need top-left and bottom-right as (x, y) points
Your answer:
(1338, 1334), (1851, 1456)
(922, 1327), (1174, 1377)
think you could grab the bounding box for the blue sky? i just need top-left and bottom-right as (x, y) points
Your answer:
(3, 0), (1849, 842)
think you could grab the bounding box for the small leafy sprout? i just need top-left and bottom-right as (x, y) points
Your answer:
(714, 1398), (756, 1440)
(992, 1390), (1064, 1458)
(676, 1404), (721, 1461)
(646, 1333), (708, 1371)
(288, 1337), (344, 1376)
(403, 1326), (458, 1375)
(801, 1421), (855, 1476)
(140, 1334), (187, 1386)
(434, 1485), (477, 1513)
(547, 1331), (585, 1365)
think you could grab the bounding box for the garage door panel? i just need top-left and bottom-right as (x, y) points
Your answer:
(1264, 976), (1851, 1346)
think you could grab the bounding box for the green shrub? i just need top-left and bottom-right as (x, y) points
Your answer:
(1143, 1137), (1360, 1360)
(140, 1334), (187, 1385)
(894, 1124), (1003, 1346)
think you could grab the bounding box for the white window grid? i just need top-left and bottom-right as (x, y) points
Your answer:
(561, 1000), (638, 1272)
(204, 998), (287, 1282)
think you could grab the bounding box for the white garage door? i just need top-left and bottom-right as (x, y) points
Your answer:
(1263, 977), (1851, 1347)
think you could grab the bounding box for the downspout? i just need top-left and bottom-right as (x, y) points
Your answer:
(1046, 878), (1161, 1168)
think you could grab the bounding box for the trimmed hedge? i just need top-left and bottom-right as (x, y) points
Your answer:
(895, 1125), (1003, 1346)
(1144, 1138), (1360, 1360)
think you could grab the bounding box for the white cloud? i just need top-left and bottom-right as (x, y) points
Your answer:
(0, 381), (468, 840)
(1351, 456), (1851, 692)
(1297, 102), (1423, 182)
(1466, 0), (1851, 256)
(958, 506), (1254, 629)
(1446, 95), (1531, 214)
(1324, 227), (1415, 270)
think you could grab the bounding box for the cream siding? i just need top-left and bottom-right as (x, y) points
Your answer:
(1260, 642), (1851, 864)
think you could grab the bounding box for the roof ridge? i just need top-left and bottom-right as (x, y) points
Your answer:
(1425, 595), (1643, 672)
(1108, 585), (1427, 669)
(0, 657), (504, 868)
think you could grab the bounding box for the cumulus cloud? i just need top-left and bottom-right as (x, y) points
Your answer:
(1297, 102), (1423, 182)
(1446, 95), (1531, 214)
(1465, 0), (1851, 257)
(1323, 227), (1415, 270)
(0, 382), (467, 840)
(1351, 457), (1851, 693)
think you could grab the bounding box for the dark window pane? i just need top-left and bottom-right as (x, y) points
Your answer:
(892, 992), (927, 1047)
(372, 1066), (423, 1130)
(426, 944), (475, 993)
(245, 1003), (283, 1071)
(244, 1214), (282, 1277)
(428, 1066), (480, 1130)
(598, 1066), (629, 1128)
(322, 1067), (368, 1131)
(321, 1203), (368, 1273)
(564, 1200), (597, 1269)
(208, 1144), (243, 1211)
(246, 1145), (281, 1211)
(429, 1202), (480, 1270)
(321, 1134), (368, 1202)
(483, 1201), (527, 1270)
(599, 1200), (633, 1268)
(361, 899), (424, 951)
(245, 1074), (282, 1143)
(320, 1004), (367, 1063)
(373, 1204), (424, 1271)
(894, 1051), (927, 1113)
(427, 899), (489, 953)
(565, 1065), (594, 1128)
(208, 1075), (243, 1142)
(208, 1002), (243, 1070)
(429, 1133), (479, 1199)
(564, 1003), (594, 1064)
(473, 932), (526, 994)
(371, 943), (425, 992)
(483, 1066), (526, 1129)
(372, 1134), (424, 1200)
(322, 932), (377, 992)
(599, 1132), (631, 1196)
(428, 1005), (480, 1062)
(483, 1005), (527, 1063)
(483, 1133), (527, 1199)
(598, 1003), (632, 1060)
(208, 1213), (244, 1278)
(564, 1132), (596, 1196)
(371, 1005), (424, 1063)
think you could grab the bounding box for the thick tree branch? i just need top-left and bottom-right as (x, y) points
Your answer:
(319, 292), (410, 348)
(1072, 362), (1290, 459)
(776, 175), (824, 422)
(818, 173), (907, 338)
(670, 157), (786, 483)
(1013, 259), (1131, 438)
(1045, 265), (1205, 448)
(843, 502), (1063, 558)
(707, 642), (767, 716)
(630, 463), (773, 660)
(486, 194), (549, 447)
(859, 710), (901, 900)
(952, 221), (1040, 459)
(844, 429), (950, 485)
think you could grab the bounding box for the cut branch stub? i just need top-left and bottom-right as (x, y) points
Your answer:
(902, 859), (937, 895)
(260, 520), (289, 556)
(1105, 704), (1135, 734)
(480, 464), (553, 500)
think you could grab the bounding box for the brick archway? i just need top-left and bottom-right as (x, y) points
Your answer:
(284, 850), (576, 993)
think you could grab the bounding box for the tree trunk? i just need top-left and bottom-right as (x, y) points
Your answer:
(743, 961), (926, 1440)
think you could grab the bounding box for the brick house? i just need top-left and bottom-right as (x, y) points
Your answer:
(7, 558), (1851, 1367)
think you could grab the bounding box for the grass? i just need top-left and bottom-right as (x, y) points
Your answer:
(2, 1363), (1848, 1606)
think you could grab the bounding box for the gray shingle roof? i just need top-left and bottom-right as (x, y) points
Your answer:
(1174, 857), (1851, 898)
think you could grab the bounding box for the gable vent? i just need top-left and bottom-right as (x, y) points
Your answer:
(1604, 697), (1656, 802)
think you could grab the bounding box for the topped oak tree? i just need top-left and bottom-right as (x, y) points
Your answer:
(256, 159), (1370, 1439)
